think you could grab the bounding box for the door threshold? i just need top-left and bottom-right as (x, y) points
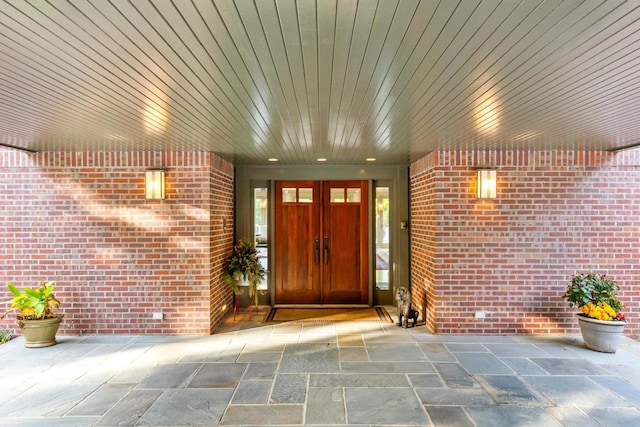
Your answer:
(272, 304), (372, 308)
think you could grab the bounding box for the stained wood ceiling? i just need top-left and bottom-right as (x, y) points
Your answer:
(1, 0), (639, 165)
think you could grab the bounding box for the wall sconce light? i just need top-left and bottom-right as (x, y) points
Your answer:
(145, 169), (166, 200)
(477, 169), (497, 199)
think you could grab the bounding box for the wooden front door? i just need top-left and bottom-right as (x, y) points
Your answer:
(274, 180), (369, 304)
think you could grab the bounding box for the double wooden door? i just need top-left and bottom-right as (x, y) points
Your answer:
(274, 180), (369, 304)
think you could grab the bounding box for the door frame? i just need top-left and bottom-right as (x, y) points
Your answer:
(235, 164), (409, 306)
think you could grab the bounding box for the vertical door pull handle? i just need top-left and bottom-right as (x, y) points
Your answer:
(314, 237), (320, 264)
(323, 237), (329, 264)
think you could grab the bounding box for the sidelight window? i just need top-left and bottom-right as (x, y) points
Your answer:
(375, 186), (390, 291)
(254, 187), (269, 291)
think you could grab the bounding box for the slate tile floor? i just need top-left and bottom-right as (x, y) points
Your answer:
(1, 307), (640, 426)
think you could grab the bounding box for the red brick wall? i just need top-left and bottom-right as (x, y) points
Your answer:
(409, 156), (437, 332)
(209, 156), (235, 332)
(410, 150), (640, 338)
(0, 150), (234, 335)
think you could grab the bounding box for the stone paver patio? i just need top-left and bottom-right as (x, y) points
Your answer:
(1, 307), (639, 426)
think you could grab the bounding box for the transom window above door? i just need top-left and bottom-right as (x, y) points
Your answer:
(330, 188), (361, 203)
(282, 187), (313, 203)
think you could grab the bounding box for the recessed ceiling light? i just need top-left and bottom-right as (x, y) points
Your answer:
(268, 158), (278, 162)
(317, 157), (327, 162)
(366, 158), (377, 162)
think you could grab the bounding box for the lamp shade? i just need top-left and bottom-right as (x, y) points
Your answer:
(145, 169), (166, 199)
(477, 169), (497, 199)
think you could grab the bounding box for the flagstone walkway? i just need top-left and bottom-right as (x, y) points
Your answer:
(1, 307), (639, 426)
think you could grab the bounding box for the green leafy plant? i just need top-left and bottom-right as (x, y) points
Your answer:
(563, 272), (625, 321)
(223, 239), (266, 306)
(0, 326), (10, 344)
(1, 280), (60, 321)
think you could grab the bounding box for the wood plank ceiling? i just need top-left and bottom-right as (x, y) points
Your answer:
(1, 0), (639, 165)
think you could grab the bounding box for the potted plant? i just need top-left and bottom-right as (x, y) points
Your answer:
(1, 280), (63, 348)
(223, 239), (266, 308)
(563, 271), (626, 353)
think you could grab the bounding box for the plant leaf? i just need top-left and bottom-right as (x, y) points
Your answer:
(7, 282), (20, 297)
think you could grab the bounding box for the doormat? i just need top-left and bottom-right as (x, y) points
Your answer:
(264, 307), (392, 323)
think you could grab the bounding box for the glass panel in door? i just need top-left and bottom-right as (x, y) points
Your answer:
(254, 187), (269, 291)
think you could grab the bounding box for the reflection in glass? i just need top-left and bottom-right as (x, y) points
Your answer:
(375, 187), (390, 290)
(298, 188), (313, 203)
(282, 188), (296, 203)
(347, 188), (361, 202)
(330, 188), (344, 203)
(254, 188), (268, 290)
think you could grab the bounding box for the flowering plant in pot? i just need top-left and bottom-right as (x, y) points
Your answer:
(563, 271), (626, 353)
(563, 272), (625, 321)
(1, 280), (63, 348)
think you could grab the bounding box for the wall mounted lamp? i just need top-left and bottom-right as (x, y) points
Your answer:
(145, 169), (166, 200)
(477, 169), (497, 199)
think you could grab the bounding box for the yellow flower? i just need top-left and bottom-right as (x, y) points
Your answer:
(579, 302), (618, 321)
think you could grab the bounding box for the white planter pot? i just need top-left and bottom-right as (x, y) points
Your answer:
(236, 278), (250, 287)
(234, 278), (259, 307)
(577, 314), (626, 353)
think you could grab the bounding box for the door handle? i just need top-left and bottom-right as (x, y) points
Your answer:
(314, 237), (320, 264)
(323, 237), (329, 264)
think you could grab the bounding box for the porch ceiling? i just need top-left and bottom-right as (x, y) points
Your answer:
(1, 1), (639, 165)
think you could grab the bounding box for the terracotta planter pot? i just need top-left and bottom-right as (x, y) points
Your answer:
(17, 314), (64, 348)
(577, 314), (626, 353)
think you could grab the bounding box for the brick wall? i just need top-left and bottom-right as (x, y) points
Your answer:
(409, 156), (437, 332)
(410, 150), (640, 338)
(209, 156), (235, 332)
(0, 150), (234, 335)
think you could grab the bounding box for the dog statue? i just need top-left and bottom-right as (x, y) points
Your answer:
(395, 286), (419, 328)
